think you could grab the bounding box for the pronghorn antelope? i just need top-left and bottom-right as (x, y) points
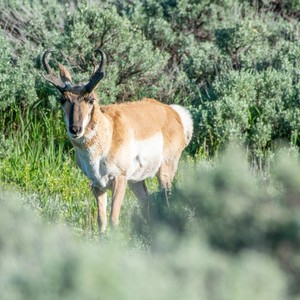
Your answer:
(42, 49), (193, 233)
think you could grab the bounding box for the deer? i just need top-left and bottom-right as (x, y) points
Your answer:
(42, 49), (193, 233)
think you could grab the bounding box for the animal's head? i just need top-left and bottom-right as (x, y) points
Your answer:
(42, 50), (106, 139)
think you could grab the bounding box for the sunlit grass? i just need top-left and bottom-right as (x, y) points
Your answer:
(0, 104), (94, 232)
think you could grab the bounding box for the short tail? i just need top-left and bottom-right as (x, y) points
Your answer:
(170, 104), (193, 146)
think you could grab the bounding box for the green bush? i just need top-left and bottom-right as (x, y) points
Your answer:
(120, 0), (300, 156)
(168, 146), (300, 294)
(0, 0), (169, 107)
(1, 0), (299, 157)
(0, 188), (289, 300)
(61, 3), (169, 103)
(0, 33), (38, 108)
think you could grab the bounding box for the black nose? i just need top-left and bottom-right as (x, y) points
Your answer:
(70, 125), (82, 135)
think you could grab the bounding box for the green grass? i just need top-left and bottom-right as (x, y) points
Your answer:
(1, 103), (77, 193)
(0, 103), (96, 232)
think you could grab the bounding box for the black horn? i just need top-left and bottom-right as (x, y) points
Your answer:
(85, 49), (106, 93)
(42, 50), (68, 92)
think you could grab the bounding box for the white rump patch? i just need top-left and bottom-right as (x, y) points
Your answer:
(170, 104), (193, 145)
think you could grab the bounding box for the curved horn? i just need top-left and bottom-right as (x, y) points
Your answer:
(42, 50), (67, 92)
(85, 49), (106, 93)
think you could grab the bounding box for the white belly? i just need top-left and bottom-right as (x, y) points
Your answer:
(127, 133), (163, 181)
(76, 133), (164, 188)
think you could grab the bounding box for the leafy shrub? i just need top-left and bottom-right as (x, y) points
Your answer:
(0, 0), (169, 107)
(119, 0), (300, 156)
(0, 33), (38, 108)
(0, 188), (288, 300)
(1, 0), (300, 157)
(194, 66), (300, 156)
(61, 3), (169, 103)
(169, 146), (300, 294)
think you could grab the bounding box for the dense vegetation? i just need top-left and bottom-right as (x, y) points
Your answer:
(1, 0), (300, 299)
(1, 0), (299, 156)
(3, 148), (300, 299)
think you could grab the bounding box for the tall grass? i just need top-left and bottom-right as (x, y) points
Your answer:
(0, 103), (98, 229)
(1, 102), (68, 188)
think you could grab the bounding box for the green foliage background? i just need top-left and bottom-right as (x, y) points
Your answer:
(1, 0), (300, 299)
(0, 0), (299, 156)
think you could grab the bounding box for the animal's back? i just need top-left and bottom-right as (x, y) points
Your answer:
(100, 98), (186, 145)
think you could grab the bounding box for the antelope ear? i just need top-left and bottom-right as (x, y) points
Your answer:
(58, 63), (72, 85)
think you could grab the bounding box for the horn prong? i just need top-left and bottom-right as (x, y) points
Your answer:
(85, 49), (106, 93)
(42, 50), (68, 92)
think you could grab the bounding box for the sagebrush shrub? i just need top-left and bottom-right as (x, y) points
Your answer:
(0, 188), (288, 300)
(0, 0), (299, 157)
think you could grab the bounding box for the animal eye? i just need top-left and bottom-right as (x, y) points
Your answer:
(86, 97), (95, 104)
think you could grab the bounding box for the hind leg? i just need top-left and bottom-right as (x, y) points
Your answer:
(129, 180), (149, 205)
(157, 159), (180, 211)
(157, 159), (179, 191)
(129, 180), (150, 220)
